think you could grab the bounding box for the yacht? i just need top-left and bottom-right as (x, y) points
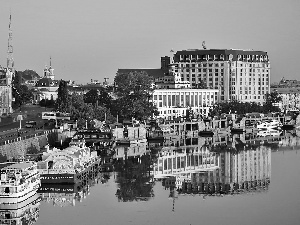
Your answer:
(256, 119), (282, 130)
(37, 141), (101, 184)
(0, 162), (41, 205)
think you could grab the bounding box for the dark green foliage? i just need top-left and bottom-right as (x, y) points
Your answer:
(56, 80), (69, 112)
(39, 98), (55, 108)
(84, 88), (112, 108)
(12, 72), (34, 109)
(69, 93), (116, 127)
(17, 70), (40, 81)
(113, 71), (158, 121)
(209, 101), (265, 117)
(47, 131), (59, 147)
(0, 154), (7, 163)
(26, 143), (39, 154)
(263, 92), (282, 113)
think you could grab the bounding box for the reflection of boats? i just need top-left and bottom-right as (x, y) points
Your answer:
(257, 129), (282, 137)
(0, 193), (40, 224)
(37, 141), (101, 184)
(38, 169), (102, 207)
(38, 183), (90, 207)
(0, 162), (41, 205)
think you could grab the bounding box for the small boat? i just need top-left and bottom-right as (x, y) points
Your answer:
(37, 141), (101, 184)
(71, 129), (115, 149)
(257, 128), (282, 137)
(256, 119), (282, 130)
(0, 161), (41, 205)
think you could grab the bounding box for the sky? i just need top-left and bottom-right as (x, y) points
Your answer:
(0, 0), (299, 84)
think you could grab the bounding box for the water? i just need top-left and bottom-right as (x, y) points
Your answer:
(6, 132), (300, 225)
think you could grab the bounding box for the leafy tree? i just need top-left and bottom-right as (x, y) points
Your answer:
(0, 154), (7, 163)
(209, 100), (265, 117)
(12, 72), (34, 109)
(84, 88), (112, 108)
(68, 93), (115, 128)
(263, 91), (282, 113)
(113, 71), (158, 121)
(56, 80), (69, 112)
(12, 71), (22, 109)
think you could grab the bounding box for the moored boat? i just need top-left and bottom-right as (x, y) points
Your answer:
(37, 141), (101, 184)
(256, 119), (282, 130)
(0, 193), (41, 224)
(0, 162), (41, 205)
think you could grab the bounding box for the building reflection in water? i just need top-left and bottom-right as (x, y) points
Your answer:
(0, 193), (41, 225)
(37, 170), (102, 207)
(153, 133), (272, 197)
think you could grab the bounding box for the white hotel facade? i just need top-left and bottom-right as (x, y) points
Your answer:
(152, 89), (218, 120)
(152, 69), (219, 120)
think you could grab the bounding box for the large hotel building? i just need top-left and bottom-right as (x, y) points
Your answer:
(166, 49), (270, 104)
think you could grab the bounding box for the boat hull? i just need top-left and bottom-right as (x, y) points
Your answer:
(39, 158), (101, 184)
(0, 181), (40, 205)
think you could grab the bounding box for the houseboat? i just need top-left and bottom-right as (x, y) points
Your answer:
(256, 119), (282, 130)
(0, 162), (41, 205)
(37, 141), (101, 184)
(70, 129), (115, 150)
(0, 193), (40, 224)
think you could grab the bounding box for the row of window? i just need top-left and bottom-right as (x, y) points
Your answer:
(177, 62), (269, 68)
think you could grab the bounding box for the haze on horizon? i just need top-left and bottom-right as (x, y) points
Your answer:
(0, 0), (299, 84)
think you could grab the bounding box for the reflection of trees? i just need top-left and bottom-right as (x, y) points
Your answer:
(114, 154), (155, 202)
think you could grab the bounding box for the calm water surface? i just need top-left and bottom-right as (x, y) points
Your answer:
(21, 134), (300, 225)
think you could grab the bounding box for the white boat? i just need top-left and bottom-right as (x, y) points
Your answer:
(37, 141), (101, 184)
(0, 162), (41, 205)
(256, 119), (282, 130)
(0, 193), (40, 224)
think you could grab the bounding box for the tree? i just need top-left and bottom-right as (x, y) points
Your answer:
(84, 88), (112, 108)
(56, 80), (69, 112)
(263, 91), (282, 113)
(12, 72), (34, 109)
(113, 71), (158, 121)
(12, 71), (22, 109)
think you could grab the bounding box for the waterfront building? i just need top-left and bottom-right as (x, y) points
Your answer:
(0, 66), (13, 115)
(271, 87), (300, 111)
(152, 88), (218, 119)
(169, 48), (270, 104)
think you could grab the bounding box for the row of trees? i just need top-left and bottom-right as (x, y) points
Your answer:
(55, 71), (158, 127)
(209, 92), (282, 117)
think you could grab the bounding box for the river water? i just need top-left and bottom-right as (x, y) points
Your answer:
(9, 131), (300, 225)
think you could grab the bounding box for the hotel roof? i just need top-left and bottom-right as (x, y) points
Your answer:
(117, 68), (168, 79)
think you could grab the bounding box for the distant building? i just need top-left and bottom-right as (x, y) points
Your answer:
(271, 87), (300, 111)
(277, 77), (300, 88)
(170, 49), (270, 104)
(43, 57), (55, 80)
(0, 66), (13, 115)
